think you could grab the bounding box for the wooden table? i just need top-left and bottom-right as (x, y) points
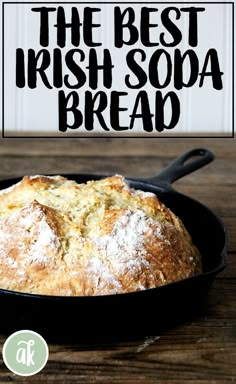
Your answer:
(0, 137), (235, 383)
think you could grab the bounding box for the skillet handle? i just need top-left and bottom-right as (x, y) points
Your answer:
(147, 148), (215, 185)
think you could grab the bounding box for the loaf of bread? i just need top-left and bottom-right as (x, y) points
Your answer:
(0, 175), (201, 296)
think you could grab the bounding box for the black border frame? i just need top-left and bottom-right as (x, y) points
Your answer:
(1, 2), (235, 138)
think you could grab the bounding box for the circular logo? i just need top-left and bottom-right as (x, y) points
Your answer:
(2, 330), (49, 376)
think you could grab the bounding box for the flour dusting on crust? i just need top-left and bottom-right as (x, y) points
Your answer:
(0, 174), (202, 296)
(92, 210), (162, 274)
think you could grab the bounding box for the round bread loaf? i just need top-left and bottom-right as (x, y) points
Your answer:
(0, 175), (201, 296)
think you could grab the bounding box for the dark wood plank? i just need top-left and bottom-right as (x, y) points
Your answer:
(0, 320), (235, 382)
(0, 156), (234, 185)
(0, 137), (235, 158)
(219, 252), (236, 278)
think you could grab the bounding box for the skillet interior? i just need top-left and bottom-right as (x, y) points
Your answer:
(0, 174), (227, 340)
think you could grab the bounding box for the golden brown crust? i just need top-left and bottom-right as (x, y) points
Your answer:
(0, 175), (201, 296)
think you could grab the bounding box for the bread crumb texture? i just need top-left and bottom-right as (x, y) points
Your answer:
(0, 175), (201, 296)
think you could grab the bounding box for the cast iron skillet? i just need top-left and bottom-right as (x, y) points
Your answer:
(0, 149), (227, 340)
